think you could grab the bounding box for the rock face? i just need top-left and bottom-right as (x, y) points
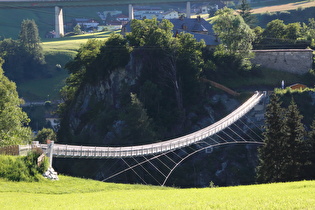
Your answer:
(59, 61), (140, 145)
(43, 167), (59, 180)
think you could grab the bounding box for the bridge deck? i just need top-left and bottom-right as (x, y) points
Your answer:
(41, 92), (265, 158)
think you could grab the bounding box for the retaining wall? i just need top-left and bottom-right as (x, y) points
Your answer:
(251, 49), (314, 74)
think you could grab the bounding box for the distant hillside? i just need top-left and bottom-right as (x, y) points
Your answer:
(252, 0), (315, 14)
(1, 0), (313, 39)
(255, 6), (315, 27)
(0, 6), (118, 39)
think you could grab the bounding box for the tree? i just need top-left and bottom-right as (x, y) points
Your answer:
(34, 128), (57, 144)
(0, 38), (24, 81)
(237, 0), (256, 27)
(263, 19), (287, 41)
(73, 24), (82, 35)
(19, 19), (45, 64)
(285, 22), (301, 41)
(257, 95), (308, 183)
(0, 58), (33, 146)
(0, 20), (46, 83)
(256, 94), (286, 183)
(281, 99), (307, 181)
(176, 33), (205, 107)
(211, 7), (255, 58)
(305, 120), (315, 179)
(118, 93), (157, 145)
(92, 33), (131, 80)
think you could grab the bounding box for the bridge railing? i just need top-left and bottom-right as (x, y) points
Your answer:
(46, 91), (264, 158)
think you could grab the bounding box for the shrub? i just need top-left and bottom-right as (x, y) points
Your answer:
(0, 150), (49, 182)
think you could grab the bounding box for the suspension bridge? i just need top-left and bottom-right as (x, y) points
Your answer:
(40, 91), (266, 186)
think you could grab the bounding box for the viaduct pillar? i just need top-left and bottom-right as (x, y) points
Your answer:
(129, 4), (134, 20)
(55, 6), (64, 38)
(186, 2), (191, 18)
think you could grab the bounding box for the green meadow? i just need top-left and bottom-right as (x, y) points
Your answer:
(0, 176), (314, 209)
(18, 31), (114, 101)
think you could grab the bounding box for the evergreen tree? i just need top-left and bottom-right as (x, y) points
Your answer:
(19, 19), (45, 64)
(256, 93), (287, 183)
(257, 95), (308, 183)
(281, 99), (307, 181)
(0, 58), (33, 146)
(73, 24), (82, 35)
(237, 0), (256, 27)
(305, 120), (315, 179)
(118, 93), (157, 145)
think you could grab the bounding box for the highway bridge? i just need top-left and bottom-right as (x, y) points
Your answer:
(0, 0), (208, 37)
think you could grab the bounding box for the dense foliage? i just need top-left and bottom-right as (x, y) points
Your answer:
(58, 18), (251, 145)
(34, 128), (57, 144)
(257, 93), (315, 183)
(253, 18), (315, 49)
(0, 19), (46, 83)
(0, 150), (49, 181)
(211, 7), (255, 58)
(0, 59), (32, 146)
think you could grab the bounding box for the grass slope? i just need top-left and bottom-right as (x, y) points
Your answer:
(252, 0), (315, 14)
(0, 176), (314, 209)
(17, 31), (113, 101)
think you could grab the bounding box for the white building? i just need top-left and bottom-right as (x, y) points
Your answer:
(161, 10), (179, 19)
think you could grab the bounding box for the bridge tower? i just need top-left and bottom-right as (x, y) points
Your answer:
(129, 4), (134, 20)
(186, 2), (191, 18)
(55, 6), (64, 38)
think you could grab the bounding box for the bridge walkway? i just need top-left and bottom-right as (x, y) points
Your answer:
(41, 91), (265, 159)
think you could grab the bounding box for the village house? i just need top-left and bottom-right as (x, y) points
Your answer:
(161, 10), (179, 19)
(72, 18), (99, 31)
(134, 6), (164, 19)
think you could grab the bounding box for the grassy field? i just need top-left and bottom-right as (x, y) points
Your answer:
(252, 0), (315, 14)
(17, 31), (114, 101)
(0, 176), (314, 209)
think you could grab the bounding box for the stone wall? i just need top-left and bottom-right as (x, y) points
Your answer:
(251, 49), (314, 74)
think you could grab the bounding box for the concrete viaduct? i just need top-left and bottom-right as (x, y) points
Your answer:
(0, 0), (205, 38)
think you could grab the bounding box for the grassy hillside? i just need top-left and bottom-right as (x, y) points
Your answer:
(0, 175), (314, 209)
(17, 31), (113, 101)
(0, 6), (118, 39)
(252, 0), (315, 13)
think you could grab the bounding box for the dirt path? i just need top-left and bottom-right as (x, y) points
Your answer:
(252, 1), (315, 14)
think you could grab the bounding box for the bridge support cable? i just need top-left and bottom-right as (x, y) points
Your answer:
(101, 151), (174, 182)
(237, 118), (264, 142)
(143, 156), (167, 178)
(227, 126), (251, 142)
(122, 158), (148, 185)
(227, 119), (264, 143)
(132, 157), (162, 185)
